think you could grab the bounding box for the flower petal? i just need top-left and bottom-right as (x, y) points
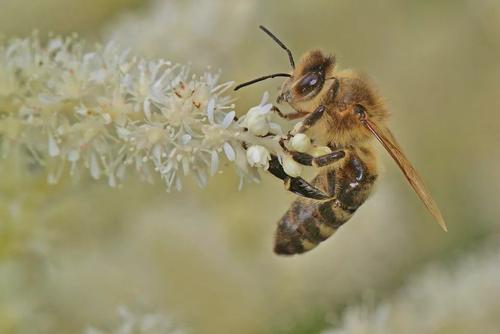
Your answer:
(206, 98), (215, 124)
(269, 122), (283, 135)
(260, 103), (273, 114)
(196, 169), (208, 187)
(221, 111), (235, 128)
(143, 98), (152, 120)
(90, 153), (101, 179)
(223, 142), (236, 161)
(210, 150), (219, 176)
(48, 134), (60, 157)
(260, 91), (269, 106)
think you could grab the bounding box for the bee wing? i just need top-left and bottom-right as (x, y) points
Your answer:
(362, 118), (448, 231)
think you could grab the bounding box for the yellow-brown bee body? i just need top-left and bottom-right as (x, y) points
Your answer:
(275, 143), (378, 254)
(235, 26), (447, 255)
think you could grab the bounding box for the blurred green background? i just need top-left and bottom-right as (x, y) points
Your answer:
(1, 0), (500, 333)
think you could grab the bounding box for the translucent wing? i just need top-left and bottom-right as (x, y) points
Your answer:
(362, 118), (448, 231)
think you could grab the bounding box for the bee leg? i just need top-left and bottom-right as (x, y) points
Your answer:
(279, 137), (346, 167)
(267, 154), (332, 200)
(271, 105), (308, 120)
(293, 105), (326, 134)
(267, 154), (289, 180)
(285, 178), (332, 200)
(336, 154), (377, 212)
(291, 150), (346, 167)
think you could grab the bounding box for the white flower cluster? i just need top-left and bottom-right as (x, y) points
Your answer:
(321, 242), (500, 334)
(85, 306), (186, 334)
(106, 0), (256, 67)
(0, 35), (335, 192)
(0, 35), (286, 191)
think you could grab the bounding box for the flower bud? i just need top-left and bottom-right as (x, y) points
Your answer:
(242, 103), (273, 136)
(246, 145), (271, 169)
(246, 112), (271, 136)
(290, 133), (311, 153)
(282, 156), (303, 177)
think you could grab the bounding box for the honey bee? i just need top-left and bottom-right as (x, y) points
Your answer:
(235, 26), (447, 255)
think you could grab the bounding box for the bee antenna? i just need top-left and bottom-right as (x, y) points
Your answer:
(259, 25), (295, 69)
(234, 73), (291, 91)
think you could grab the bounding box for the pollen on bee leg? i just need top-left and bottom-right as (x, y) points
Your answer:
(290, 133), (311, 152)
(282, 156), (303, 177)
(310, 145), (332, 157)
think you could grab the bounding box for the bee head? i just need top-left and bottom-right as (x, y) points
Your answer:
(234, 26), (336, 114)
(277, 50), (335, 110)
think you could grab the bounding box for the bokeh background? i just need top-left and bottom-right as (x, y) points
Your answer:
(1, 0), (500, 333)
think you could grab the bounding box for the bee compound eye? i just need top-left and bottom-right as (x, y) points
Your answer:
(297, 72), (320, 94)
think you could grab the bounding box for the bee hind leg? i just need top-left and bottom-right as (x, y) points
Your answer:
(267, 154), (333, 200)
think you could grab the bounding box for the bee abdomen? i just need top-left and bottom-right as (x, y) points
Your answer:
(274, 200), (352, 255)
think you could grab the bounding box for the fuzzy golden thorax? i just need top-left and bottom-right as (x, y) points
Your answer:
(277, 50), (389, 147)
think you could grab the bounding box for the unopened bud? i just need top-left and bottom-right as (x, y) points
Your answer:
(246, 145), (271, 169)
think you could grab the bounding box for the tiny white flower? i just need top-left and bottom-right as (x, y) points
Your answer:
(48, 134), (60, 157)
(239, 91), (274, 136)
(282, 156), (303, 177)
(245, 109), (272, 136)
(246, 145), (271, 169)
(290, 133), (312, 153)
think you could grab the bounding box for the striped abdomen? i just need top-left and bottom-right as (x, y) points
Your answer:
(274, 197), (354, 255)
(274, 153), (376, 255)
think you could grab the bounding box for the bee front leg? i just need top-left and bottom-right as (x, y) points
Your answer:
(292, 105), (326, 134)
(271, 105), (308, 120)
(267, 154), (333, 200)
